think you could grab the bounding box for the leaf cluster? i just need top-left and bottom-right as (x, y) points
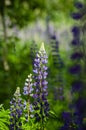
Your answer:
(0, 105), (10, 130)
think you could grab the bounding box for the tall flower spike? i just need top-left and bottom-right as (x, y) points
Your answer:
(9, 87), (23, 130)
(61, 7), (85, 130)
(33, 42), (49, 129)
(50, 33), (64, 100)
(23, 74), (34, 120)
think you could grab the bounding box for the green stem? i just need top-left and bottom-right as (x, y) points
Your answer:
(40, 70), (44, 130)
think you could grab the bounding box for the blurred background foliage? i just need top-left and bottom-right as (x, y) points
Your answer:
(0, 0), (86, 129)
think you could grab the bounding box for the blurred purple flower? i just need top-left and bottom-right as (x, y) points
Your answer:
(74, 2), (83, 9)
(72, 26), (80, 37)
(69, 64), (81, 74)
(71, 52), (83, 60)
(75, 97), (86, 114)
(62, 112), (72, 121)
(71, 81), (83, 92)
(29, 104), (34, 112)
(71, 12), (83, 20)
(71, 38), (80, 46)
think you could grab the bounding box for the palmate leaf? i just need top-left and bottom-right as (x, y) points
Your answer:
(0, 121), (9, 130)
(0, 105), (10, 130)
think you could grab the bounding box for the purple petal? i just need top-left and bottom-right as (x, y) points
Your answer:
(33, 69), (38, 74)
(42, 80), (48, 85)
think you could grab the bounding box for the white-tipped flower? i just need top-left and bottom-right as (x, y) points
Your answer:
(23, 74), (33, 95)
(39, 42), (46, 54)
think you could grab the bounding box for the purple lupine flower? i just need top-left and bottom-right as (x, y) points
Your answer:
(33, 94), (38, 99)
(67, 14), (85, 129)
(74, 2), (83, 9)
(71, 12), (83, 20)
(43, 66), (48, 70)
(60, 111), (83, 130)
(71, 26), (80, 37)
(43, 71), (48, 76)
(42, 80), (48, 85)
(71, 1), (84, 21)
(9, 87), (23, 130)
(71, 52), (83, 60)
(75, 97), (86, 115)
(62, 111), (72, 122)
(69, 64), (81, 74)
(62, 7), (85, 130)
(42, 59), (48, 64)
(71, 81), (83, 92)
(33, 69), (38, 74)
(29, 104), (34, 113)
(71, 38), (80, 46)
(23, 74), (34, 120)
(33, 43), (50, 124)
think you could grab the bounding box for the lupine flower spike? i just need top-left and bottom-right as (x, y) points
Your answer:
(61, 2), (85, 129)
(23, 74), (34, 120)
(60, 2), (85, 130)
(9, 87), (23, 130)
(33, 42), (50, 130)
(50, 33), (64, 100)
